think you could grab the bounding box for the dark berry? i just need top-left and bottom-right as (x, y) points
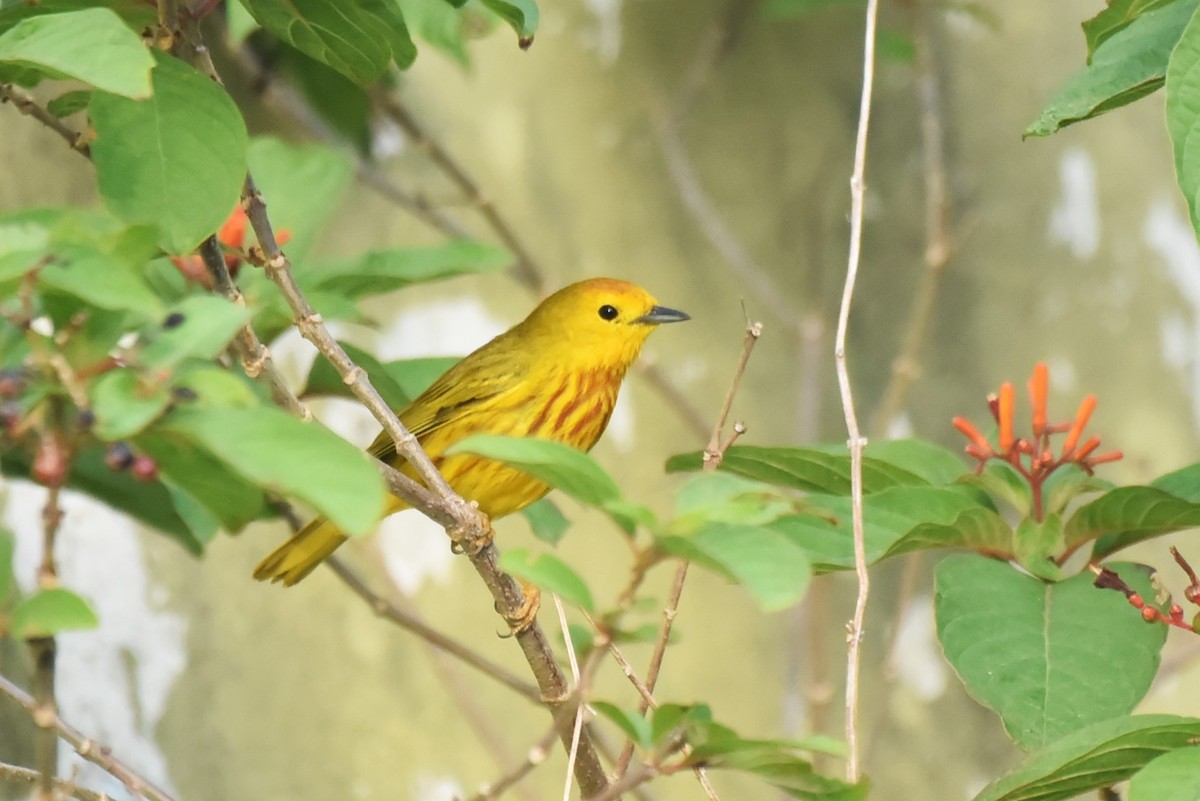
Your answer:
(162, 312), (186, 329)
(170, 386), (198, 402)
(131, 455), (158, 482)
(0, 368), (24, 399)
(76, 409), (95, 430)
(105, 442), (135, 472)
(32, 437), (68, 487)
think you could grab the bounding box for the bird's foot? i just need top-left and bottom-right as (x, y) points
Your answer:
(450, 522), (494, 556)
(499, 580), (541, 635)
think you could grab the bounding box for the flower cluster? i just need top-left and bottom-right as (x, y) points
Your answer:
(953, 363), (1122, 476)
(952, 363), (1122, 520)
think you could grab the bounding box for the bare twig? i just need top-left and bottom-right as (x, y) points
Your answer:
(702, 320), (762, 468)
(197, 236), (312, 421)
(467, 724), (559, 801)
(32, 431), (67, 801)
(554, 595), (584, 801)
(0, 674), (178, 801)
(834, 0), (882, 783)
(0, 84), (91, 157)
(0, 761), (115, 801)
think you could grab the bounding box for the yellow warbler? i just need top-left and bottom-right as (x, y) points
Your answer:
(254, 278), (689, 585)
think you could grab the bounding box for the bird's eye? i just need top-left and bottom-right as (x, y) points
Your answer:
(598, 304), (619, 321)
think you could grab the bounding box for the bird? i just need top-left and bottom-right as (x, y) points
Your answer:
(253, 277), (689, 586)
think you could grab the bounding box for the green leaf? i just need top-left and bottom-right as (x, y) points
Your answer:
(0, 8), (152, 97)
(235, 0), (406, 83)
(761, 0), (865, 19)
(1066, 485), (1200, 560)
(397, 0), (469, 65)
(498, 548), (594, 611)
(46, 89), (91, 118)
(682, 721), (866, 801)
(37, 246), (163, 319)
(137, 432), (269, 533)
(673, 472), (796, 529)
(1167, 4), (1200, 235)
(1128, 747), (1200, 801)
(157, 405), (386, 536)
(1013, 516), (1065, 580)
(936, 555), (1166, 750)
(90, 52), (249, 253)
(10, 588), (99, 638)
(521, 498), (570, 544)
(961, 462), (1032, 516)
(592, 702), (652, 750)
(0, 446), (206, 553)
(247, 137), (354, 261)
(656, 522), (812, 611)
(1083, 0), (1183, 59)
(90, 368), (172, 439)
(448, 434), (621, 507)
(665, 439), (963, 495)
(139, 295), (254, 371)
(0, 528), (14, 607)
(385, 356), (460, 399)
(480, 0), (537, 44)
(301, 341), (411, 411)
(1026, 0), (1196, 137)
(774, 485), (996, 572)
(881, 505), (1015, 562)
(973, 715), (1200, 801)
(305, 240), (512, 298)
(160, 479), (222, 546)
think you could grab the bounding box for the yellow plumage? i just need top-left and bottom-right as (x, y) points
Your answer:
(253, 277), (688, 585)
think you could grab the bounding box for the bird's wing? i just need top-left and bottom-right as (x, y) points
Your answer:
(365, 346), (529, 463)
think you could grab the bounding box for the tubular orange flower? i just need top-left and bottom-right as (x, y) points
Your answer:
(1074, 436), (1101, 461)
(1028, 362), (1048, 437)
(952, 416), (991, 452)
(1061, 395), (1097, 457)
(997, 382), (1015, 451)
(1088, 450), (1123, 466)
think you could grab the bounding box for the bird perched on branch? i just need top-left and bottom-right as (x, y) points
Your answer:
(254, 277), (689, 586)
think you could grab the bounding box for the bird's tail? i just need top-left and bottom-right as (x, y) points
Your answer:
(253, 516), (348, 586)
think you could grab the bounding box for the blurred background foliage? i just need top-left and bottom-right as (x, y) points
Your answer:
(3, 0), (1200, 799)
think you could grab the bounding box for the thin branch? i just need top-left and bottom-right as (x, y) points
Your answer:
(0, 761), (116, 801)
(834, 0), (881, 784)
(702, 321), (762, 468)
(239, 173), (610, 798)
(466, 724), (559, 801)
(323, 556), (541, 702)
(0, 84), (91, 157)
(370, 89), (548, 296)
(554, 595), (584, 801)
(33, 420), (67, 801)
(0, 674), (178, 801)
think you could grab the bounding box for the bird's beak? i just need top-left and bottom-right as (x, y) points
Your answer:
(635, 305), (690, 325)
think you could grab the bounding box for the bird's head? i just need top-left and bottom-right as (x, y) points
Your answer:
(518, 278), (690, 371)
